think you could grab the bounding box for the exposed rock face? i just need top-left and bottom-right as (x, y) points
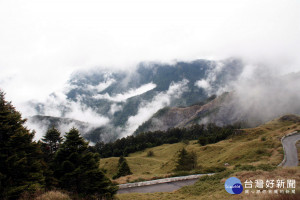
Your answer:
(135, 91), (300, 135)
(134, 93), (233, 134)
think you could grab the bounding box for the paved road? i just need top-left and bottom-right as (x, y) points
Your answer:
(282, 133), (300, 166)
(117, 178), (198, 194)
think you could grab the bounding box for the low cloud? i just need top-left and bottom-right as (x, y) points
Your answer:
(24, 88), (110, 140)
(122, 79), (189, 137)
(231, 67), (300, 125)
(1, 1), (299, 131)
(195, 79), (211, 92)
(86, 79), (116, 93)
(194, 60), (238, 96)
(26, 116), (97, 141)
(26, 118), (51, 140)
(94, 82), (156, 102)
(65, 102), (109, 125)
(203, 63), (300, 127)
(109, 103), (123, 115)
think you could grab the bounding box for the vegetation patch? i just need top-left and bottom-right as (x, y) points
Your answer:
(35, 191), (71, 200)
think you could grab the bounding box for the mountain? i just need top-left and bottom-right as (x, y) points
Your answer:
(28, 58), (244, 142)
(133, 94), (226, 134)
(28, 59), (300, 143)
(135, 69), (300, 133)
(65, 58), (243, 127)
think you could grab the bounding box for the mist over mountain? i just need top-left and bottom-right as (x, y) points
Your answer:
(25, 57), (300, 143)
(27, 58), (244, 142)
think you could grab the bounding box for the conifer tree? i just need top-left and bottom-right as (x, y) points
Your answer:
(42, 127), (62, 156)
(53, 127), (117, 198)
(40, 127), (63, 189)
(0, 90), (45, 199)
(113, 156), (132, 179)
(117, 155), (126, 167)
(175, 148), (197, 171)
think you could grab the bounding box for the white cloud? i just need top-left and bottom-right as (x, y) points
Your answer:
(195, 61), (225, 95)
(26, 118), (51, 140)
(94, 82), (156, 102)
(24, 89), (110, 137)
(195, 79), (211, 90)
(109, 103), (123, 115)
(65, 102), (109, 125)
(0, 0), (299, 121)
(87, 78), (115, 93)
(122, 79), (189, 136)
(24, 88), (110, 140)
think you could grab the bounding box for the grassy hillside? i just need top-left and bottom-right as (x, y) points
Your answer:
(101, 115), (299, 179)
(99, 115), (300, 199)
(100, 142), (186, 183)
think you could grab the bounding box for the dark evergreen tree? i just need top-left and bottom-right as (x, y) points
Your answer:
(175, 148), (197, 171)
(0, 90), (45, 199)
(53, 127), (117, 198)
(40, 127), (63, 189)
(117, 155), (126, 167)
(112, 156), (132, 179)
(41, 127), (62, 156)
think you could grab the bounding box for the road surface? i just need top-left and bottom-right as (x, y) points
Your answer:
(282, 132), (300, 166)
(117, 178), (198, 194)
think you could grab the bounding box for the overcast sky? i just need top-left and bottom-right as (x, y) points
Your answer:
(1, 0), (300, 110)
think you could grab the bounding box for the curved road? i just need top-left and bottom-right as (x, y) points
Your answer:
(282, 132), (300, 166)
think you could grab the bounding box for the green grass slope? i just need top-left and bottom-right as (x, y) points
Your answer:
(99, 115), (300, 199)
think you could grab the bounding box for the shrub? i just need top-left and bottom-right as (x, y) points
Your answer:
(198, 137), (209, 146)
(202, 166), (226, 173)
(234, 164), (256, 171)
(129, 178), (146, 183)
(147, 150), (154, 157)
(256, 149), (265, 155)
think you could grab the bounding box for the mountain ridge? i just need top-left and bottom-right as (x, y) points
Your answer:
(28, 58), (244, 142)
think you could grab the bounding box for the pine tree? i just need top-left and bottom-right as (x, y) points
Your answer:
(117, 155), (126, 167)
(113, 156), (132, 179)
(175, 148), (197, 171)
(53, 127), (117, 198)
(41, 127), (62, 156)
(0, 90), (45, 199)
(40, 127), (63, 189)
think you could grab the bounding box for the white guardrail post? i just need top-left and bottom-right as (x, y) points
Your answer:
(118, 173), (214, 189)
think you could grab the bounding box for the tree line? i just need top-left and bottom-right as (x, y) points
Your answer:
(93, 122), (241, 158)
(0, 91), (117, 200)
